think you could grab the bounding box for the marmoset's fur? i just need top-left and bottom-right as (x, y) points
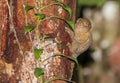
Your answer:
(72, 18), (92, 57)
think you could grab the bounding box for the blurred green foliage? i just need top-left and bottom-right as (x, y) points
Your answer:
(77, 0), (106, 7)
(119, 0), (120, 6)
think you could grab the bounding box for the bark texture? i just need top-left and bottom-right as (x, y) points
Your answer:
(0, 0), (76, 83)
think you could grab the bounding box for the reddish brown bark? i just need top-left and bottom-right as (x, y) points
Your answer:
(0, 0), (8, 58)
(0, 0), (76, 83)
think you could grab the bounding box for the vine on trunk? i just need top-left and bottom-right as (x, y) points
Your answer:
(6, 0), (78, 83)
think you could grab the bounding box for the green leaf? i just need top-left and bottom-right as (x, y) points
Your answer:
(51, 16), (75, 31)
(24, 25), (35, 34)
(53, 54), (78, 66)
(25, 6), (34, 13)
(40, 53), (79, 71)
(35, 14), (45, 20)
(56, 1), (72, 18)
(53, 54), (79, 70)
(34, 48), (43, 60)
(65, 20), (75, 31)
(61, 4), (72, 18)
(34, 68), (44, 78)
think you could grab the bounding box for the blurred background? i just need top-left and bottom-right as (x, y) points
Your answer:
(74, 0), (120, 83)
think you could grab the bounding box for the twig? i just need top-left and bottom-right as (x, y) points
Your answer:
(5, 0), (24, 56)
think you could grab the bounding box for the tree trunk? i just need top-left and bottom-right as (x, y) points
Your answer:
(0, 0), (76, 83)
